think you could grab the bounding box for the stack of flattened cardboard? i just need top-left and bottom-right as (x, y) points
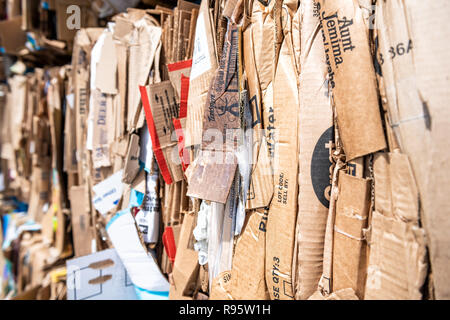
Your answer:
(1, 0), (449, 301)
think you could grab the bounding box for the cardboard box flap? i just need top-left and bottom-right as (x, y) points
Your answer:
(365, 211), (427, 300)
(317, 0), (386, 160)
(185, 0), (218, 146)
(333, 172), (371, 298)
(95, 32), (118, 95)
(373, 152), (419, 223)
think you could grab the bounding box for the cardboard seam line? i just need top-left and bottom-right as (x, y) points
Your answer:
(139, 85), (173, 185)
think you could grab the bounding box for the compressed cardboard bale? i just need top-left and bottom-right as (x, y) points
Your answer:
(374, 0), (450, 299)
(293, 0), (333, 300)
(316, 0), (386, 160)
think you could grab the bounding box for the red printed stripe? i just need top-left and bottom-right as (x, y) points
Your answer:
(167, 59), (192, 72)
(179, 74), (190, 119)
(162, 226), (177, 266)
(139, 85), (173, 185)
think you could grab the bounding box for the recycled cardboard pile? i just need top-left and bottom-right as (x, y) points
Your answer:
(0, 0), (449, 300)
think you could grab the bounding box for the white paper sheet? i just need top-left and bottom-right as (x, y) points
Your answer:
(190, 11), (212, 80)
(92, 169), (124, 215)
(106, 208), (169, 299)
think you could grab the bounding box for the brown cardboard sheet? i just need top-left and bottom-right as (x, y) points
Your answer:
(374, 0), (450, 298)
(317, 0), (386, 160)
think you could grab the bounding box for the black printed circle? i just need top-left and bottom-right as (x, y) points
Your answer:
(311, 126), (333, 208)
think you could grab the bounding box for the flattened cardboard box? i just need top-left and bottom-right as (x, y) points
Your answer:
(185, 0), (218, 147)
(375, 0), (450, 299)
(127, 17), (162, 131)
(91, 89), (113, 169)
(230, 209), (269, 300)
(69, 185), (94, 257)
(242, 6), (273, 210)
(187, 24), (240, 204)
(332, 172), (371, 299)
(140, 80), (183, 185)
(293, 0), (333, 300)
(265, 5), (299, 300)
(365, 152), (427, 300)
(95, 32), (118, 95)
(317, 0), (386, 160)
(365, 211), (427, 300)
